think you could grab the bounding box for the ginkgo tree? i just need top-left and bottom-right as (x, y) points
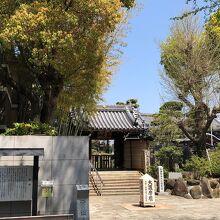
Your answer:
(160, 16), (220, 157)
(0, 0), (134, 123)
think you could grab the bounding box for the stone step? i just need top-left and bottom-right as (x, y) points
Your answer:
(89, 191), (140, 196)
(100, 182), (139, 186)
(99, 174), (141, 177)
(89, 170), (142, 196)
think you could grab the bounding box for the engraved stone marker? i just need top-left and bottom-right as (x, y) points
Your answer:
(139, 173), (155, 207)
(0, 166), (33, 201)
(158, 166), (164, 193)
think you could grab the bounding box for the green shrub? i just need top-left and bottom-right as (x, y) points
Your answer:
(210, 149), (220, 177)
(155, 145), (183, 171)
(3, 122), (57, 136)
(184, 155), (211, 179)
(147, 165), (168, 178)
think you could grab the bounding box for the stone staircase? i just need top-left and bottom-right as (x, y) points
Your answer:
(89, 170), (142, 196)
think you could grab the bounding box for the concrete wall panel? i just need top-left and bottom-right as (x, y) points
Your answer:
(0, 136), (89, 217)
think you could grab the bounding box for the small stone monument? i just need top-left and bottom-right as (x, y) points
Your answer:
(139, 174), (155, 207)
(168, 172), (182, 179)
(75, 184), (89, 220)
(158, 166), (165, 193)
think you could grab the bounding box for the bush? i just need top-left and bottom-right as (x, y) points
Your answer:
(184, 155), (211, 179)
(155, 145), (183, 171)
(3, 122), (57, 136)
(210, 149), (220, 177)
(147, 165), (168, 178)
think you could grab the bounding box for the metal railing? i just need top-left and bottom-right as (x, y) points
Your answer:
(89, 161), (104, 196)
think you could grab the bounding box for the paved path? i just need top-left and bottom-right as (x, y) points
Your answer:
(90, 194), (220, 220)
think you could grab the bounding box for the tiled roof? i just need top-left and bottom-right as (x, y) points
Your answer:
(89, 105), (147, 131)
(140, 113), (154, 127)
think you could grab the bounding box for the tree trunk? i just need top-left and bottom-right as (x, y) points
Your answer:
(38, 65), (64, 124)
(40, 88), (59, 123)
(194, 141), (207, 158)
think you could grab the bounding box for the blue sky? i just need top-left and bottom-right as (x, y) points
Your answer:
(101, 0), (195, 113)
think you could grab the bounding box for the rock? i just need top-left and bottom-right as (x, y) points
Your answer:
(187, 179), (200, 186)
(210, 179), (219, 189)
(201, 177), (213, 198)
(213, 188), (220, 198)
(184, 193), (192, 199)
(165, 189), (172, 195)
(190, 186), (202, 199)
(172, 178), (188, 197)
(166, 179), (176, 190)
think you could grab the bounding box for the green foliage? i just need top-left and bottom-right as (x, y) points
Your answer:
(210, 149), (220, 176)
(3, 122), (57, 136)
(116, 102), (125, 105)
(160, 17), (220, 157)
(184, 156), (211, 178)
(147, 165), (168, 178)
(0, 0), (128, 123)
(174, 0), (220, 19)
(126, 98), (139, 109)
(150, 102), (183, 145)
(155, 146), (183, 171)
(159, 101), (183, 112)
(120, 0), (135, 9)
(116, 98), (139, 108)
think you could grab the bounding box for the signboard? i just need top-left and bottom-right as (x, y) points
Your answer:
(139, 174), (155, 207)
(41, 180), (54, 198)
(76, 184), (89, 220)
(77, 199), (89, 219)
(42, 187), (53, 198)
(143, 150), (150, 173)
(0, 166), (33, 201)
(158, 166), (164, 193)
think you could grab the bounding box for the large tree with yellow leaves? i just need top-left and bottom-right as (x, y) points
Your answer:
(0, 0), (133, 123)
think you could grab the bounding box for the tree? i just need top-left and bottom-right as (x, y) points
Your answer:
(175, 0), (220, 19)
(150, 102), (183, 146)
(0, 0), (133, 124)
(155, 146), (183, 171)
(116, 98), (139, 108)
(160, 16), (220, 157)
(205, 8), (220, 49)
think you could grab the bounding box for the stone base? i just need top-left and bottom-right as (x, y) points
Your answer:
(156, 192), (170, 196)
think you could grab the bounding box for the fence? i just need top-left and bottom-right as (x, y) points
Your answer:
(91, 155), (115, 169)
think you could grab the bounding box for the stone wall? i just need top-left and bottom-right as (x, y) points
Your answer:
(165, 177), (220, 199)
(0, 136), (89, 217)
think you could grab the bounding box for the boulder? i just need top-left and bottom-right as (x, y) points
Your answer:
(213, 188), (220, 198)
(184, 193), (192, 199)
(201, 177), (213, 198)
(166, 179), (176, 190)
(210, 179), (219, 189)
(190, 186), (202, 199)
(165, 189), (172, 195)
(172, 178), (188, 197)
(187, 179), (200, 186)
